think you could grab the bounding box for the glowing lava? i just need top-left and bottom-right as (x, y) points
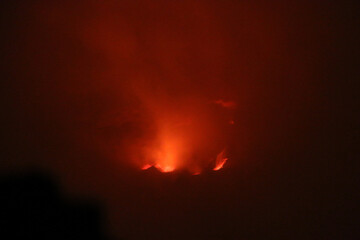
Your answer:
(213, 149), (228, 171)
(141, 164), (152, 170)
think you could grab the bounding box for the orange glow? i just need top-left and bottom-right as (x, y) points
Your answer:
(150, 129), (182, 172)
(134, 97), (235, 174)
(141, 164), (152, 170)
(213, 149), (228, 171)
(155, 164), (175, 173)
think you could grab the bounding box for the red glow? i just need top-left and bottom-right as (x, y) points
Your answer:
(4, 1), (328, 239)
(213, 100), (237, 109)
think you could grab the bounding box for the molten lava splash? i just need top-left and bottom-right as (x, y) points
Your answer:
(213, 149), (228, 171)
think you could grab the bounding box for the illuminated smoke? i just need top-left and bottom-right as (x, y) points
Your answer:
(29, 0), (237, 174)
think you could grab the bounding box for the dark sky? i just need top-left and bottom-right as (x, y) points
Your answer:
(1, 1), (358, 239)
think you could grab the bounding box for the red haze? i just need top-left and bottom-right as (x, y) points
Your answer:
(36, 0), (238, 173)
(0, 0), (346, 239)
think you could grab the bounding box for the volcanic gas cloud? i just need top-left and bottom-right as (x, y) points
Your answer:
(31, 1), (237, 174)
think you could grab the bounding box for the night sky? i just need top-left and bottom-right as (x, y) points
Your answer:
(1, 1), (358, 239)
